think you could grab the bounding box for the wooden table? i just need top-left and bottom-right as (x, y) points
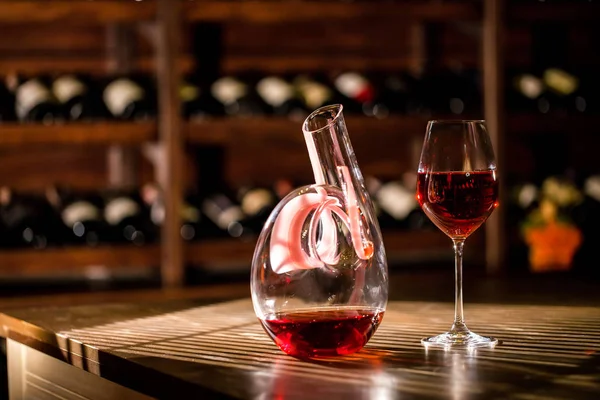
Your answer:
(1, 297), (599, 399)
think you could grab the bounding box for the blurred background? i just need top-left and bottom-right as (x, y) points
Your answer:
(0, 0), (598, 298)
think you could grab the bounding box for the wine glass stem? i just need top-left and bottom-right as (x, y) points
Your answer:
(451, 239), (468, 334)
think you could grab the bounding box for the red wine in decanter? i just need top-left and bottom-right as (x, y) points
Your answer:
(260, 308), (384, 359)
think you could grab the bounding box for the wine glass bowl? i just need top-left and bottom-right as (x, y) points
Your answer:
(417, 120), (499, 349)
(417, 170), (498, 240)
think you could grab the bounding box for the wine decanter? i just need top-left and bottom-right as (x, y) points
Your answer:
(251, 104), (388, 359)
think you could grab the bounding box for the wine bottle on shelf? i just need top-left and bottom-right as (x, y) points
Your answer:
(48, 187), (110, 247)
(102, 188), (156, 246)
(450, 68), (481, 115)
(572, 174), (600, 270)
(293, 74), (338, 111)
(0, 187), (64, 249)
(507, 181), (539, 229)
(378, 73), (413, 115)
(375, 70), (430, 116)
(401, 171), (433, 230)
(367, 175), (426, 230)
(52, 74), (107, 121)
(236, 184), (277, 234)
(510, 71), (549, 114)
(9, 76), (64, 124)
(255, 76), (308, 119)
(423, 68), (481, 116)
(0, 205), (6, 249)
(542, 67), (582, 115)
(573, 70), (593, 115)
(141, 183), (221, 241)
(210, 75), (269, 117)
(0, 81), (16, 122)
(579, 69), (599, 115)
(103, 76), (156, 121)
(180, 78), (224, 120)
(182, 192), (224, 240)
(365, 176), (398, 230)
(332, 71), (389, 118)
(202, 191), (250, 238)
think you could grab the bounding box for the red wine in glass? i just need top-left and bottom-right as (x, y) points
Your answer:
(416, 171), (498, 239)
(417, 120), (500, 349)
(260, 308), (384, 359)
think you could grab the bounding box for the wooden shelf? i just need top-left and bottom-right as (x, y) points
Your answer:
(0, 55), (195, 76)
(186, 116), (432, 145)
(0, 122), (156, 146)
(0, 229), (482, 277)
(6, 113), (593, 148)
(0, 1), (156, 24)
(186, 237), (257, 267)
(220, 55), (480, 76)
(0, 245), (160, 277)
(186, 230), (466, 267)
(184, 1), (480, 23)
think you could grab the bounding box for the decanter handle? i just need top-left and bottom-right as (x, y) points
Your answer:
(269, 184), (373, 274)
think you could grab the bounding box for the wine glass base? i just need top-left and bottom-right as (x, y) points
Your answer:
(421, 331), (498, 350)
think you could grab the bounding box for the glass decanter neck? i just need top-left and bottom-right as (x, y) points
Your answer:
(303, 104), (372, 261)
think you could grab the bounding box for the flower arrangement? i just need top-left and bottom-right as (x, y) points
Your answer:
(520, 177), (583, 272)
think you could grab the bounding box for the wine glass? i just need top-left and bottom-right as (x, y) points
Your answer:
(417, 120), (499, 349)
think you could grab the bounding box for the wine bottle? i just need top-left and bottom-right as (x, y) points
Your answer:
(511, 72), (549, 114)
(365, 176), (397, 230)
(574, 70), (594, 115)
(49, 187), (110, 246)
(371, 177), (423, 230)
(180, 78), (224, 120)
(141, 183), (220, 241)
(378, 73), (412, 115)
(507, 181), (539, 229)
(542, 67), (581, 115)
(103, 76), (155, 121)
(375, 71), (432, 116)
(0, 81), (16, 122)
(0, 187), (63, 249)
(255, 76), (308, 119)
(179, 193), (214, 241)
(52, 74), (106, 121)
(293, 74), (337, 111)
(210, 75), (269, 117)
(451, 68), (481, 115)
(568, 174), (600, 273)
(0, 202), (6, 249)
(333, 71), (389, 118)
(202, 192), (249, 238)
(422, 68), (480, 116)
(103, 189), (156, 246)
(237, 184), (277, 234)
(12, 77), (63, 124)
